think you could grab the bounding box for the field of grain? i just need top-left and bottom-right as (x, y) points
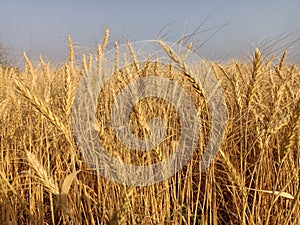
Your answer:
(0, 31), (299, 224)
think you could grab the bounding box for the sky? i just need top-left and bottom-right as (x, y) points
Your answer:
(1, 0), (300, 65)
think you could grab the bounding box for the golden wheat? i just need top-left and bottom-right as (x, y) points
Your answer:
(0, 32), (299, 224)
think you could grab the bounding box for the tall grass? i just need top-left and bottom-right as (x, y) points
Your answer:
(0, 32), (299, 224)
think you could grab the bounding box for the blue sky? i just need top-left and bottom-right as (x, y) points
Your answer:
(1, 0), (299, 64)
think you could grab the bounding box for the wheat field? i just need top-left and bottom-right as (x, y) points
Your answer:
(0, 31), (299, 224)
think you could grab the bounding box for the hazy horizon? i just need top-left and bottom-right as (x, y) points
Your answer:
(1, 0), (300, 65)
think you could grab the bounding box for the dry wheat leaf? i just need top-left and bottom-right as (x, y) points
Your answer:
(248, 187), (294, 199)
(61, 171), (80, 196)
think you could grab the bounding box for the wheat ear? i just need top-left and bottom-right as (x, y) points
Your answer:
(14, 80), (72, 144)
(158, 39), (205, 98)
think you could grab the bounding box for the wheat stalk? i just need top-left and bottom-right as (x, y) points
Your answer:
(97, 29), (109, 62)
(114, 41), (119, 73)
(23, 52), (34, 76)
(181, 42), (193, 60)
(127, 42), (140, 72)
(158, 39), (205, 99)
(14, 80), (72, 144)
(246, 48), (262, 108)
(25, 151), (59, 195)
(278, 51), (287, 71)
(39, 55), (50, 75)
(102, 29), (109, 50)
(63, 63), (73, 118)
(281, 98), (300, 160)
(97, 44), (103, 61)
(68, 34), (74, 72)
